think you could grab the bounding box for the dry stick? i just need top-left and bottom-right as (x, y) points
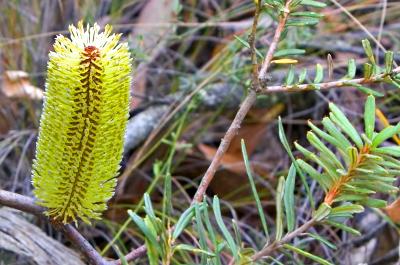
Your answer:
(0, 189), (109, 265)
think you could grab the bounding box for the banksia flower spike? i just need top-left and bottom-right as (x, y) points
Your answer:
(32, 22), (132, 224)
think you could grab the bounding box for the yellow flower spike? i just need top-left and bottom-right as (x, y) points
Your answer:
(32, 21), (132, 224)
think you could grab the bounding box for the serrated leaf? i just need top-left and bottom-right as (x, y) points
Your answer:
(364, 95), (375, 139)
(275, 48), (305, 57)
(283, 244), (334, 265)
(314, 64), (324, 83)
(284, 164), (296, 232)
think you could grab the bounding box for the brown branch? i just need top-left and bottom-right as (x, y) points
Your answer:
(261, 66), (400, 93)
(251, 217), (317, 261)
(258, 1), (292, 81)
(0, 189), (109, 265)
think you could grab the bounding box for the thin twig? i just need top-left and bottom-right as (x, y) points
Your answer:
(251, 218), (317, 261)
(258, 1), (292, 81)
(261, 66), (400, 93)
(0, 190), (109, 265)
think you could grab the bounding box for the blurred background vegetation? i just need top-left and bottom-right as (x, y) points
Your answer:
(0, 0), (400, 264)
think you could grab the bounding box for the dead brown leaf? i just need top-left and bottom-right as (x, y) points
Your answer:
(2, 71), (43, 100)
(384, 198), (400, 224)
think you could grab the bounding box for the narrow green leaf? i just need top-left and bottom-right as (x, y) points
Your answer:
(234, 35), (263, 58)
(345, 82), (383, 97)
(362, 39), (375, 64)
(374, 146), (400, 157)
(364, 63), (373, 79)
(385, 51), (394, 73)
(307, 131), (343, 169)
(331, 204), (364, 215)
(194, 203), (208, 263)
(174, 244), (216, 257)
(275, 48), (306, 57)
(144, 193), (156, 219)
(295, 142), (339, 181)
(298, 68), (307, 84)
(347, 146), (358, 167)
(291, 11), (324, 18)
(301, 0), (327, 7)
(329, 103), (364, 149)
(212, 196), (239, 261)
(275, 176), (285, 241)
(286, 66), (295, 86)
(173, 204), (196, 239)
(321, 117), (352, 152)
(363, 198), (387, 208)
(241, 139), (269, 240)
(346, 59), (356, 79)
(333, 194), (367, 202)
(372, 123), (400, 148)
(364, 95), (375, 139)
(128, 210), (160, 251)
(324, 220), (361, 236)
(283, 244), (334, 265)
(286, 18), (320, 27)
(284, 164), (296, 232)
(314, 64), (324, 83)
(297, 159), (331, 191)
(306, 233), (337, 250)
(313, 202), (332, 221)
(278, 117), (314, 209)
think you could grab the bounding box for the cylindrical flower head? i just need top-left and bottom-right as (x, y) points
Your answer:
(32, 22), (132, 224)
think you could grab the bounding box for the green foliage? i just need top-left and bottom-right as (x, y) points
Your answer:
(296, 95), (399, 219)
